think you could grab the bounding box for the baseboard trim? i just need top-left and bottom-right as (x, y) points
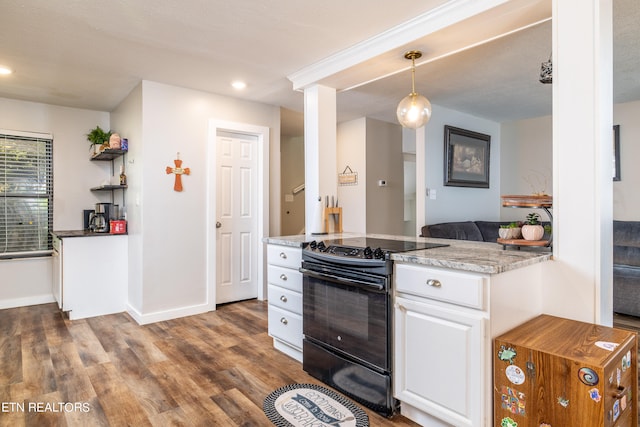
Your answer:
(0, 294), (56, 310)
(126, 302), (214, 325)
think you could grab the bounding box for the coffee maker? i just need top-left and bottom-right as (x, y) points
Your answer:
(89, 203), (112, 233)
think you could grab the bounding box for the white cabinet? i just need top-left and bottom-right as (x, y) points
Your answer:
(394, 262), (543, 427)
(266, 244), (303, 362)
(52, 234), (128, 320)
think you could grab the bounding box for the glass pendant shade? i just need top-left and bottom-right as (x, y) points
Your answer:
(396, 50), (431, 129)
(396, 93), (432, 129)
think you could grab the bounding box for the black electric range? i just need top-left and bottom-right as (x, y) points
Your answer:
(300, 236), (448, 416)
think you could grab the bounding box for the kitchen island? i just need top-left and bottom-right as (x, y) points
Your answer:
(263, 233), (550, 426)
(263, 233), (550, 272)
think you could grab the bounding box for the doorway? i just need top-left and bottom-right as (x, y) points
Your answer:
(207, 120), (270, 309)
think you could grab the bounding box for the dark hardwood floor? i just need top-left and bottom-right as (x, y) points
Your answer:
(0, 300), (419, 426)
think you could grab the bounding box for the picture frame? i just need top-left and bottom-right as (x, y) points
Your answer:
(444, 125), (491, 188)
(613, 124), (620, 181)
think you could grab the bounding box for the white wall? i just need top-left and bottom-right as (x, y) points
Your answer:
(422, 104), (501, 224)
(337, 118), (403, 234)
(0, 98), (110, 308)
(280, 135), (305, 235)
(110, 83), (143, 312)
(500, 100), (640, 221)
(123, 80), (280, 322)
(337, 118), (367, 233)
(613, 100), (640, 219)
(365, 118), (404, 235)
(500, 115), (553, 222)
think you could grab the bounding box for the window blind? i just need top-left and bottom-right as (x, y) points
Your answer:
(0, 130), (53, 258)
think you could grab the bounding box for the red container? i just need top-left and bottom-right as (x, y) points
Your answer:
(110, 220), (127, 234)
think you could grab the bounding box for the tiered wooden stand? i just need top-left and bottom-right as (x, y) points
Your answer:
(498, 195), (552, 250)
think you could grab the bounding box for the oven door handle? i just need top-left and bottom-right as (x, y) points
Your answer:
(299, 268), (385, 292)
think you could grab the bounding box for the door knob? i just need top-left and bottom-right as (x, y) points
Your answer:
(216, 221), (222, 228)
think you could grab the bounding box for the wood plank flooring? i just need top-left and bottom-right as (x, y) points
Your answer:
(0, 300), (419, 426)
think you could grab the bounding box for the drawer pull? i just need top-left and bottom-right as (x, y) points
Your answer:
(613, 385), (628, 399)
(426, 279), (442, 288)
(280, 317), (288, 325)
(280, 295), (288, 303)
(279, 252), (287, 259)
(280, 273), (288, 281)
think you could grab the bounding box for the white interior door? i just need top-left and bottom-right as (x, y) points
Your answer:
(216, 131), (259, 304)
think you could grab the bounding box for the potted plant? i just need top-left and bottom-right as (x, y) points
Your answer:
(87, 126), (111, 157)
(498, 222), (522, 240)
(522, 212), (544, 241)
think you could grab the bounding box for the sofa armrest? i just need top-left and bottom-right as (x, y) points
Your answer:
(613, 265), (640, 317)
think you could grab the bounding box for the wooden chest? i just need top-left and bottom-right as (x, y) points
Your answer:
(493, 314), (637, 427)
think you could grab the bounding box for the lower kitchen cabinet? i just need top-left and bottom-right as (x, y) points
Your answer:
(52, 234), (128, 320)
(393, 261), (544, 427)
(266, 243), (303, 362)
(395, 295), (484, 427)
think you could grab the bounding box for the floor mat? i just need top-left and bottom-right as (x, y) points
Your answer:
(263, 383), (369, 427)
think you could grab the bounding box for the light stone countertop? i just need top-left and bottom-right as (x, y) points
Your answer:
(263, 233), (551, 275)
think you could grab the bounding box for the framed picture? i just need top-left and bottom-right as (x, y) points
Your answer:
(613, 124), (620, 181)
(444, 125), (491, 188)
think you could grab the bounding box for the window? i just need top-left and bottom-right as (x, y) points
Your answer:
(0, 130), (53, 258)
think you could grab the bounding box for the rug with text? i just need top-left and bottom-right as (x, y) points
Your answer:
(263, 383), (369, 427)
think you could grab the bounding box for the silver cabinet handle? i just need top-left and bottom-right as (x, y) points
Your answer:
(280, 273), (287, 281)
(280, 295), (288, 303)
(279, 252), (287, 259)
(426, 279), (442, 287)
(280, 317), (288, 325)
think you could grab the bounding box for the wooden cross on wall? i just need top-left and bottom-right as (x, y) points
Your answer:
(166, 152), (190, 192)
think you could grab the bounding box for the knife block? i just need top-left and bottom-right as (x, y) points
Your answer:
(323, 207), (342, 233)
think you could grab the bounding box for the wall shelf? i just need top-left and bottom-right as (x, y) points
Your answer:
(90, 185), (128, 191)
(90, 148), (127, 161)
(90, 148), (127, 207)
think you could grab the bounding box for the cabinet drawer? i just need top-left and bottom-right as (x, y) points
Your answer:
(268, 284), (302, 315)
(268, 305), (302, 349)
(267, 244), (302, 269)
(267, 265), (302, 292)
(395, 263), (485, 309)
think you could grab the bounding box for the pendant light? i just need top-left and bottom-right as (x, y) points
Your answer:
(539, 53), (552, 84)
(396, 50), (432, 129)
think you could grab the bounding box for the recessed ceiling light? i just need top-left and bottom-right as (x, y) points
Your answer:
(231, 81), (247, 90)
(0, 66), (12, 75)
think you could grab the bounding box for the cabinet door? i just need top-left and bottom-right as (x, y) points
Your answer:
(394, 296), (484, 427)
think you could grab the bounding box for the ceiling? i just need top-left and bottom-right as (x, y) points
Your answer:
(0, 0), (638, 136)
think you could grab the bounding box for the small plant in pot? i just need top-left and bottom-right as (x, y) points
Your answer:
(498, 222), (522, 240)
(522, 213), (544, 241)
(87, 126), (112, 156)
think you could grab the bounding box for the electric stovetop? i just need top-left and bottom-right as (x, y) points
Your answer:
(323, 237), (448, 253)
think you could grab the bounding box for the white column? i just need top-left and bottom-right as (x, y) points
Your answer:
(304, 84), (337, 235)
(415, 126), (426, 237)
(544, 0), (613, 324)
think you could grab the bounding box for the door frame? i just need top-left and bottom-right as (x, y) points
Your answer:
(207, 119), (270, 310)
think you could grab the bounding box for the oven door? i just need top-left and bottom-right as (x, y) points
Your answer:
(301, 263), (390, 371)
